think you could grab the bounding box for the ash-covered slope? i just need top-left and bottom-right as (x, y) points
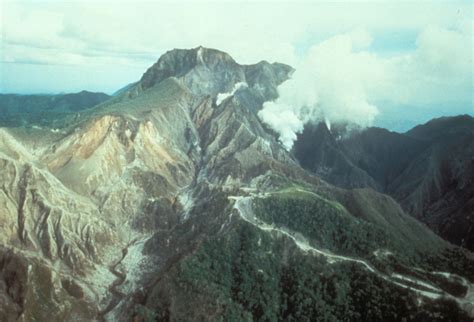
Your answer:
(0, 48), (473, 321)
(293, 115), (474, 251)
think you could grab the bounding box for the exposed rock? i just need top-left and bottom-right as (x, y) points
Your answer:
(0, 47), (472, 321)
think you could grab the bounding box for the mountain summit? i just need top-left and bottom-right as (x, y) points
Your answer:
(0, 48), (473, 321)
(139, 47), (292, 96)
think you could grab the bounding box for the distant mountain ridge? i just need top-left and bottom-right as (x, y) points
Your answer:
(293, 115), (474, 250)
(0, 90), (110, 128)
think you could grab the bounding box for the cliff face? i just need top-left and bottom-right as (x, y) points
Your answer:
(0, 48), (473, 321)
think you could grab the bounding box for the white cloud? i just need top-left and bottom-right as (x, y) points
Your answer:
(258, 29), (382, 149)
(1, 1), (471, 67)
(258, 24), (472, 149)
(0, 0), (472, 107)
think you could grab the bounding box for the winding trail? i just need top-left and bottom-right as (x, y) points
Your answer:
(430, 271), (474, 316)
(97, 240), (135, 322)
(229, 194), (474, 317)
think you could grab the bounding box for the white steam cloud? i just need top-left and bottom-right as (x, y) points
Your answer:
(259, 30), (380, 149)
(259, 25), (472, 150)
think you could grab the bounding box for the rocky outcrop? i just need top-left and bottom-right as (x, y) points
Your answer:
(0, 47), (295, 321)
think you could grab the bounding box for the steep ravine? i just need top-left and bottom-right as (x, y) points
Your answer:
(98, 239), (138, 321)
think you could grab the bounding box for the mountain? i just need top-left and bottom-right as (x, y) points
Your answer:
(372, 101), (473, 133)
(0, 91), (110, 128)
(293, 115), (474, 251)
(0, 47), (473, 321)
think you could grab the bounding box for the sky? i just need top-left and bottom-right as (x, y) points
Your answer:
(0, 0), (472, 137)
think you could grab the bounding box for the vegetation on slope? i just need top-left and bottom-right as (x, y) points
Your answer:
(138, 221), (471, 321)
(0, 91), (110, 128)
